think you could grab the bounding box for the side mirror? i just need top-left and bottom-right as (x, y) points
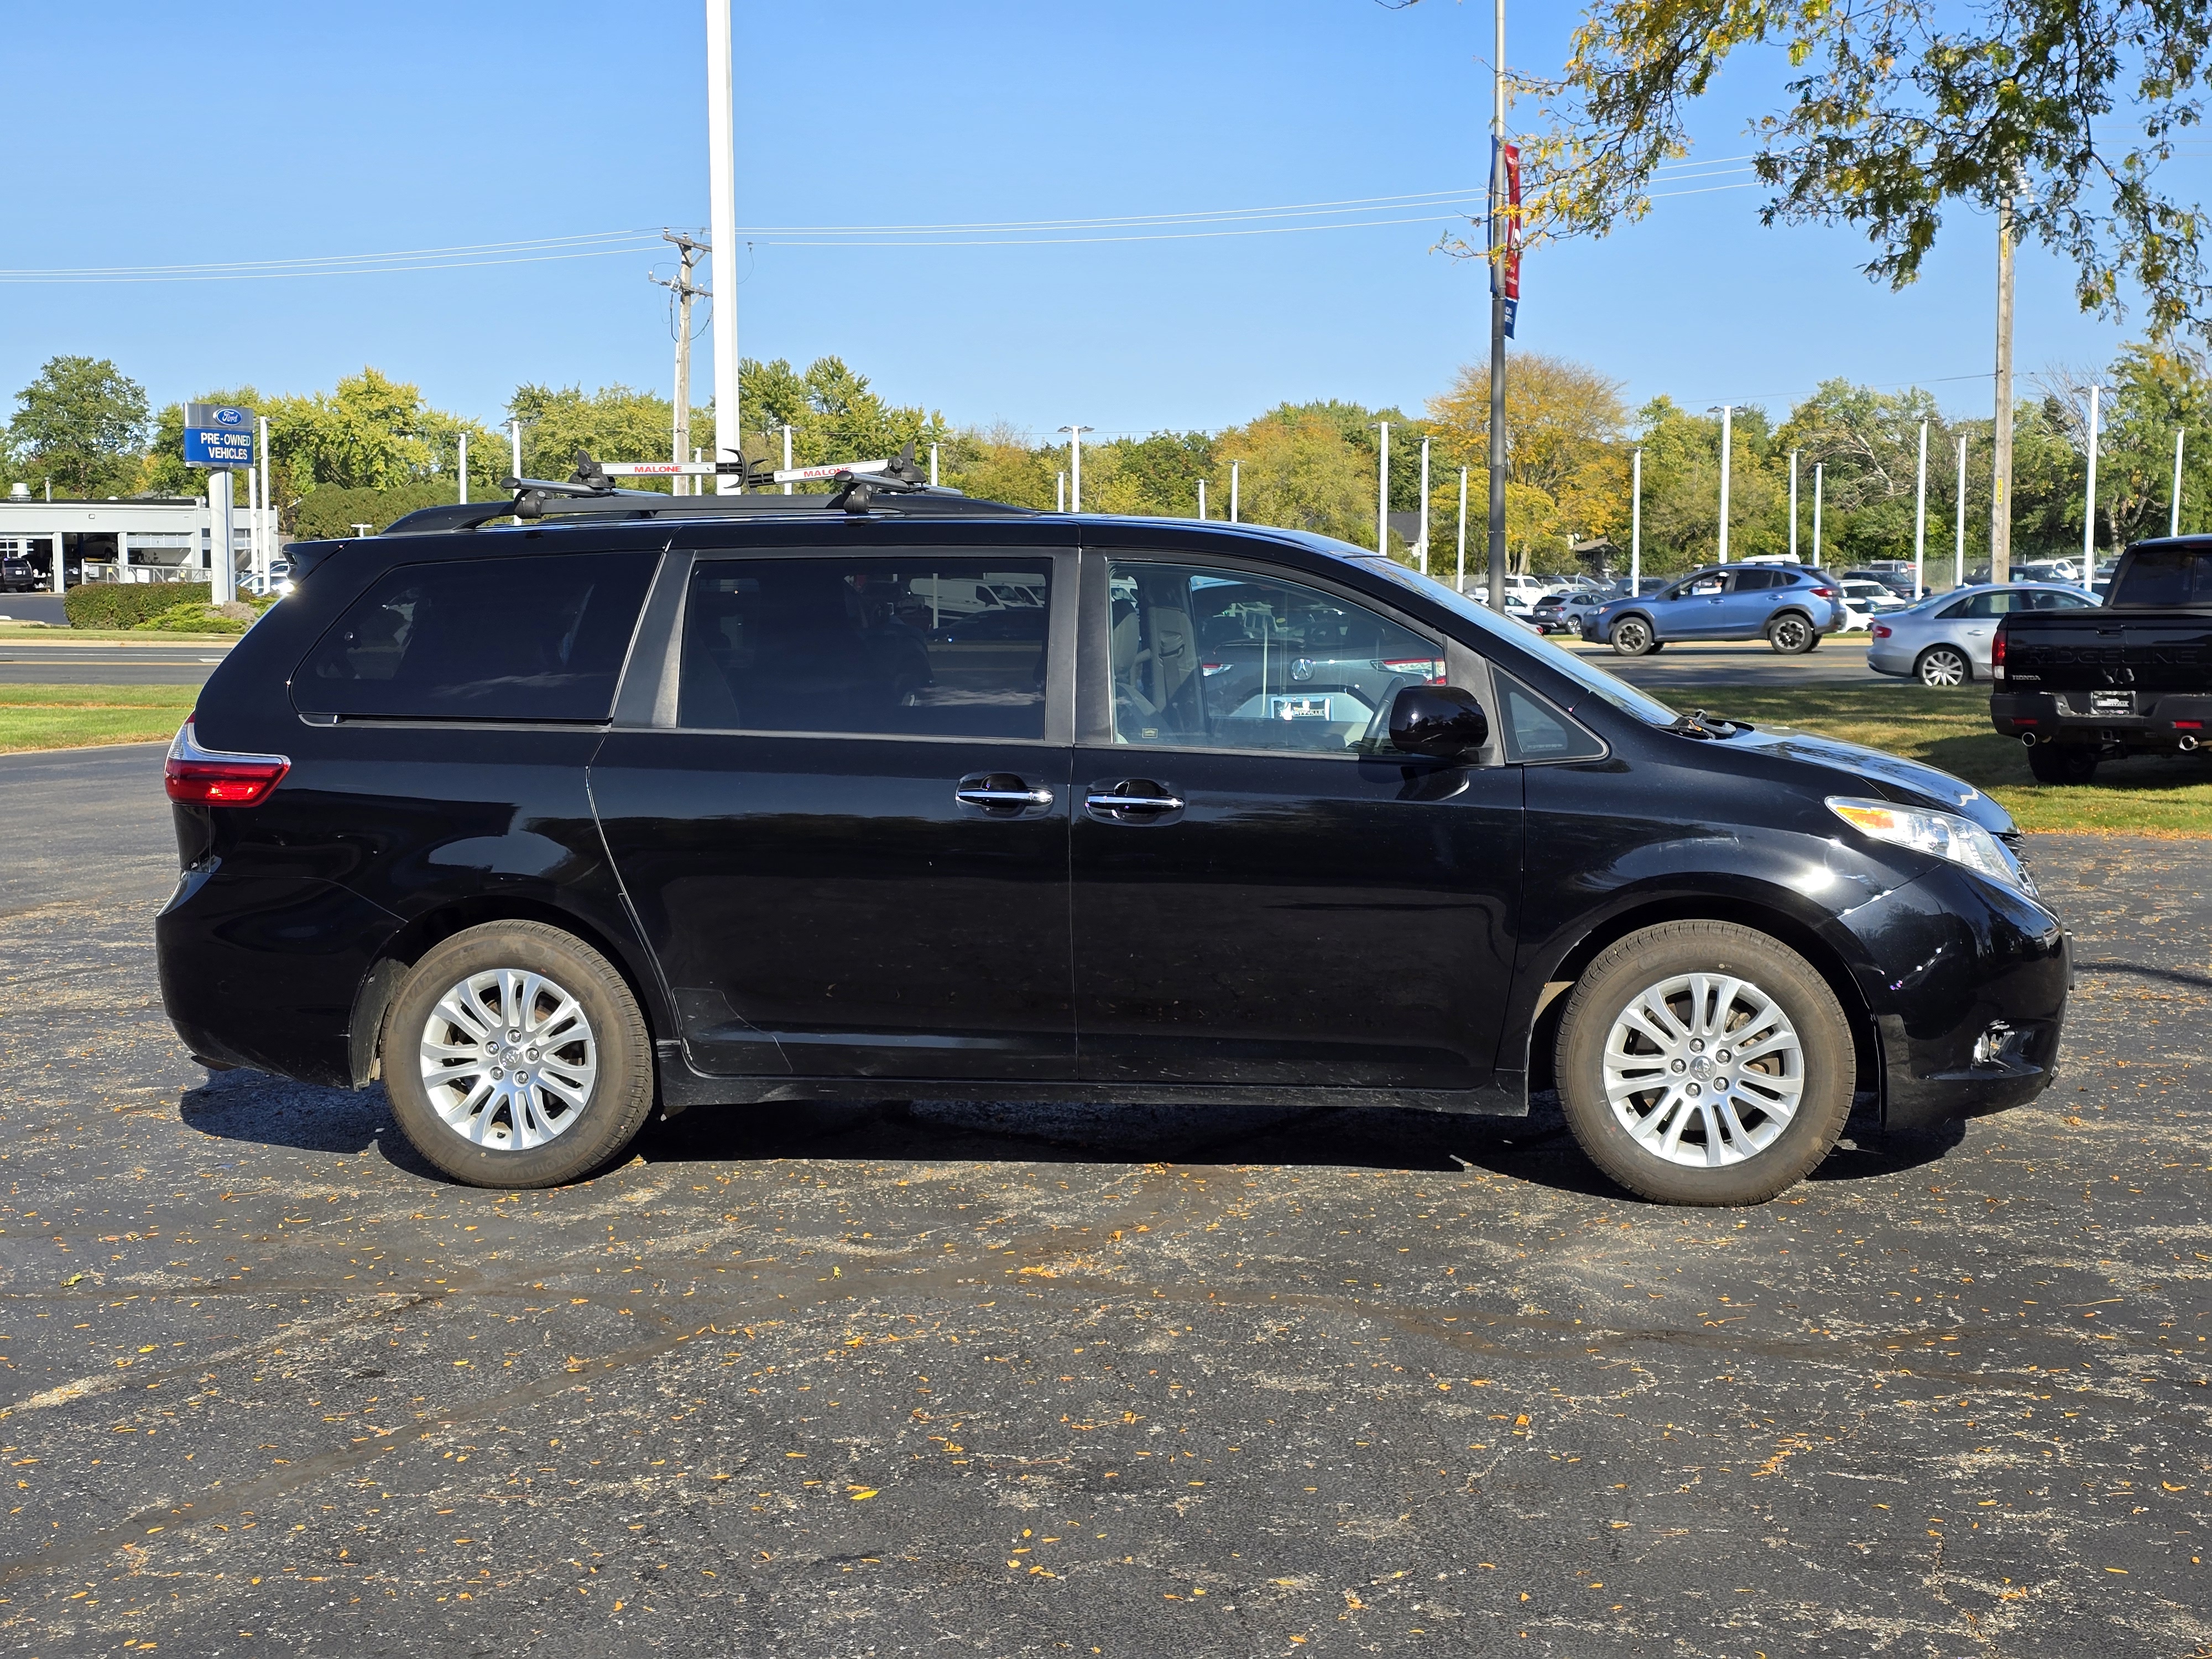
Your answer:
(1389, 684), (1489, 760)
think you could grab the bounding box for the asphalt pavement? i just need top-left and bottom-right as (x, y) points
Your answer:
(0, 744), (2204, 1655)
(0, 640), (229, 686)
(0, 595), (69, 627)
(1559, 635), (1902, 688)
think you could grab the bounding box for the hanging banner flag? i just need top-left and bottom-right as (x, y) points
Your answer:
(1498, 140), (1523, 339)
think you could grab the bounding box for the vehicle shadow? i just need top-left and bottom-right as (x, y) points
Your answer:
(176, 1067), (1961, 1202)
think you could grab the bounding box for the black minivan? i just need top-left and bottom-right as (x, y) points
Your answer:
(156, 482), (2068, 1206)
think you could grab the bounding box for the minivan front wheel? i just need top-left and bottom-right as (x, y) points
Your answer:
(1554, 921), (1854, 1205)
(384, 922), (655, 1188)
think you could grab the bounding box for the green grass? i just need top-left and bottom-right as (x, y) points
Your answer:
(1697, 685), (2212, 836)
(0, 623), (239, 644)
(0, 684), (197, 753)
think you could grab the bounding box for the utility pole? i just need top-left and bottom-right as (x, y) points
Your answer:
(1913, 419), (1929, 599)
(653, 230), (708, 496)
(705, 0), (741, 492)
(1230, 460), (1240, 524)
(1629, 446), (1642, 593)
(2083, 384), (2103, 570)
(1485, 0), (1509, 611)
(2174, 430), (2187, 538)
(1059, 426), (1091, 511)
(1376, 421), (1391, 555)
(1710, 405), (1735, 562)
(1812, 463), (1823, 564)
(1417, 436), (1431, 575)
(1787, 450), (1799, 562)
(1954, 435), (1969, 588)
(1991, 196), (2016, 581)
(1456, 466), (1468, 592)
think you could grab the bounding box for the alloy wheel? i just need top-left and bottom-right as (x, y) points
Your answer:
(1601, 971), (1804, 1168)
(417, 968), (598, 1150)
(1918, 647), (1968, 687)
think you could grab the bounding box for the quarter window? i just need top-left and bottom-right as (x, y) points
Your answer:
(678, 557), (1052, 739)
(1496, 676), (1605, 763)
(1106, 561), (1443, 755)
(295, 551), (655, 721)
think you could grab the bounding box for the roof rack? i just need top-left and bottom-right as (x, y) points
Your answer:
(378, 441), (1033, 536)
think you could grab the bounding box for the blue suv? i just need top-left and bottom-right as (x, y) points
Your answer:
(1588, 564), (1847, 656)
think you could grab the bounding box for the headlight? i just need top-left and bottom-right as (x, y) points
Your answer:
(1827, 796), (2034, 894)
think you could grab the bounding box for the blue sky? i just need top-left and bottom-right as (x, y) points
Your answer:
(1, 1), (2185, 440)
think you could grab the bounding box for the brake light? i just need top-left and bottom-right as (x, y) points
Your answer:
(164, 719), (290, 807)
(2176, 719), (2204, 730)
(1992, 629), (2006, 665)
(1201, 661), (1229, 676)
(1871, 624), (1891, 639)
(1809, 586), (1836, 597)
(1382, 656), (1447, 684)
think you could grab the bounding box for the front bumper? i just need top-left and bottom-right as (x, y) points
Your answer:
(1833, 863), (2070, 1133)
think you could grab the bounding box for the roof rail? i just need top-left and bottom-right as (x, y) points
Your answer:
(378, 441), (1035, 536)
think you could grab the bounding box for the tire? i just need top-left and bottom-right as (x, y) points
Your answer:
(382, 921), (655, 1188)
(1554, 921), (1855, 1206)
(2026, 742), (2099, 785)
(1766, 612), (1816, 654)
(1915, 645), (1970, 687)
(1610, 615), (1656, 656)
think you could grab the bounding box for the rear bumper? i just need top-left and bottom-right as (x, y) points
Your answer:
(1834, 864), (2071, 1133)
(1992, 689), (2212, 748)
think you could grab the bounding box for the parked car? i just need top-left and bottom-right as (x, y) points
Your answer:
(1865, 583), (2097, 686)
(1585, 564), (1848, 655)
(1992, 536), (2212, 782)
(1843, 567), (1917, 601)
(1527, 590), (1609, 635)
(0, 554), (39, 593)
(1836, 578), (1910, 632)
(156, 479), (2067, 1208)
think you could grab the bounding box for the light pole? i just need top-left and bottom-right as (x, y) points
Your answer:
(1787, 449), (1799, 562)
(1058, 426), (1091, 512)
(1375, 421), (1391, 555)
(457, 429), (468, 506)
(508, 418), (525, 479)
(1456, 467), (1468, 592)
(706, 0), (742, 492)
(1197, 479), (1207, 520)
(2174, 429), (2188, 538)
(1056, 472), (1067, 513)
(781, 425), (793, 496)
(1992, 194), (2016, 581)
(258, 415), (273, 580)
(1629, 446), (1642, 593)
(1954, 434), (1968, 588)
(1417, 436), (1431, 575)
(1709, 405), (1734, 563)
(2083, 384), (2103, 570)
(1912, 419), (1929, 599)
(930, 443), (939, 487)
(1812, 464), (1824, 565)
(1484, 0), (1509, 611)
(1230, 460), (1240, 524)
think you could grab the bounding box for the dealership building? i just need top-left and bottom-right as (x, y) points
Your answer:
(0, 489), (273, 590)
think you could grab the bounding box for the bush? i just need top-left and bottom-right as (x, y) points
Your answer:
(64, 582), (212, 630)
(136, 601), (249, 634)
(291, 483), (467, 540)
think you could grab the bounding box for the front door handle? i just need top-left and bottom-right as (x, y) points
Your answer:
(1086, 779), (1185, 823)
(955, 773), (1055, 816)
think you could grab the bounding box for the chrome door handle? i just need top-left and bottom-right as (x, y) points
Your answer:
(956, 786), (1055, 807)
(1086, 792), (1183, 812)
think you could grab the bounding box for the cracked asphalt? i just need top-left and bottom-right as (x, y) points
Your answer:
(0, 743), (2206, 1657)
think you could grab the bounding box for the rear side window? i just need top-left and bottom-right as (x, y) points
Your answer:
(2113, 547), (2212, 606)
(679, 556), (1053, 739)
(295, 552), (654, 721)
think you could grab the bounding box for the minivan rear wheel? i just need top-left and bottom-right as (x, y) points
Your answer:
(383, 922), (655, 1188)
(1554, 921), (1854, 1206)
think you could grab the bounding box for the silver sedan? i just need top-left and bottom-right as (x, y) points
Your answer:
(1865, 582), (2099, 685)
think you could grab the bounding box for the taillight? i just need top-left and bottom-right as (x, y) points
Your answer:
(1809, 586), (1836, 597)
(1201, 661), (1230, 677)
(1381, 656), (1447, 684)
(165, 719), (290, 807)
(1871, 624), (1891, 639)
(1992, 629), (2006, 665)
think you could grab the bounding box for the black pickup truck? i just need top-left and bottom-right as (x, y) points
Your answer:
(1991, 538), (2212, 783)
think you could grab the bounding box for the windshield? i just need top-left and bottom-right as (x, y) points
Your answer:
(1352, 557), (1683, 727)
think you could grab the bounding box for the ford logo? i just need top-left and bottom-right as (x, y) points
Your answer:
(214, 408), (246, 425)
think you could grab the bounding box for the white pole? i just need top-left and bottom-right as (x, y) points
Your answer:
(1787, 449), (1798, 562)
(1630, 446), (1642, 593)
(1455, 466), (1468, 592)
(244, 450), (259, 588)
(208, 471), (234, 605)
(1714, 405), (1734, 563)
(1072, 431), (1082, 512)
(1417, 436), (1431, 575)
(781, 425), (793, 496)
(50, 529), (63, 595)
(1913, 418), (1929, 599)
(1376, 421), (1390, 554)
(1954, 434), (1968, 589)
(1197, 479), (1207, 520)
(1056, 472), (1066, 513)
(2083, 385), (2101, 569)
(706, 0), (741, 492)
(257, 414), (272, 581)
(1229, 459), (1240, 524)
(1812, 464), (1824, 563)
(930, 443), (939, 488)
(457, 430), (468, 505)
(509, 418), (523, 478)
(2174, 430), (2187, 539)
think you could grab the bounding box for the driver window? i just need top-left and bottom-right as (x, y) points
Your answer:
(1105, 561), (1442, 756)
(1681, 573), (1726, 597)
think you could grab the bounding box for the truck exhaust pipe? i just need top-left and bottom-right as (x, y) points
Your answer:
(2182, 734), (2201, 752)
(2018, 731), (2040, 748)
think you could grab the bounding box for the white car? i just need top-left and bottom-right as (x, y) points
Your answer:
(1835, 578), (1908, 632)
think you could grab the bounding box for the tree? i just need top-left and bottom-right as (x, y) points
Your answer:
(1427, 352), (1630, 570)
(1215, 404), (1380, 548)
(1504, 0), (2212, 333)
(735, 356), (948, 473)
(510, 382), (677, 490)
(7, 356), (149, 497)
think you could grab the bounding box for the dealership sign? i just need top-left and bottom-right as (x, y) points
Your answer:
(183, 403), (255, 468)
